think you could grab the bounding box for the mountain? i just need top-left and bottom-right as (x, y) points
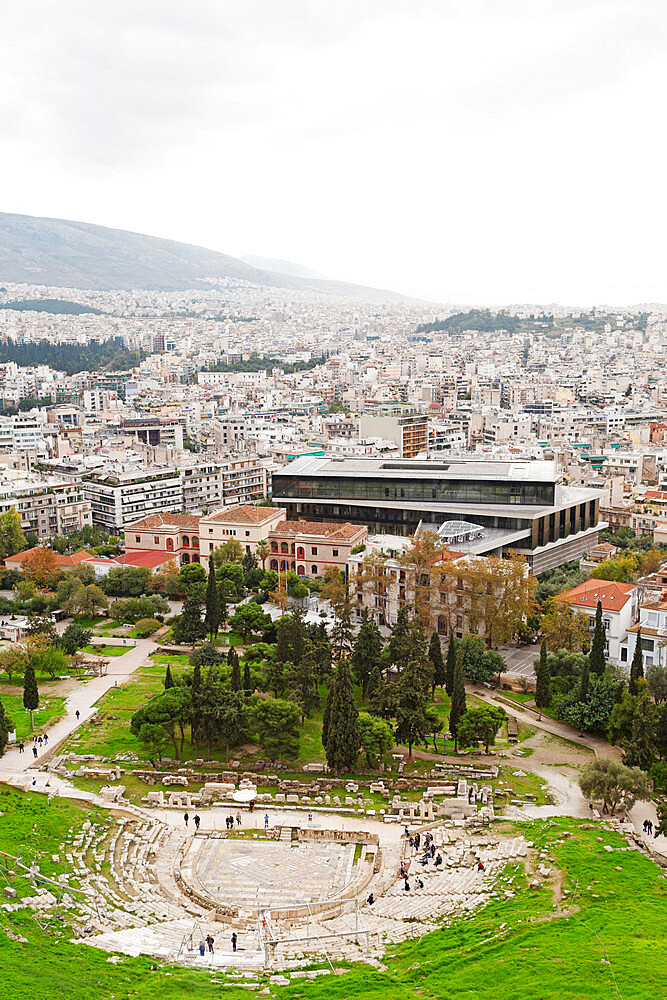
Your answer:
(0, 212), (407, 300)
(239, 255), (328, 280)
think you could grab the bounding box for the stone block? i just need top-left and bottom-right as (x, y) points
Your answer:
(3, 887), (17, 899)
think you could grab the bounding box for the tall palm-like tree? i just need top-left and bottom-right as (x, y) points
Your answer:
(256, 539), (270, 571)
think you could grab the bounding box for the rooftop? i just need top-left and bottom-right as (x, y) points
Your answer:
(203, 504), (284, 525)
(276, 455), (557, 483)
(126, 512), (201, 529)
(556, 578), (635, 611)
(270, 519), (366, 541)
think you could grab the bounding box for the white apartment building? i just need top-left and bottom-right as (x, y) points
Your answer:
(0, 414), (46, 452)
(625, 598), (667, 669)
(0, 471), (92, 540)
(83, 465), (182, 531)
(557, 578), (636, 667)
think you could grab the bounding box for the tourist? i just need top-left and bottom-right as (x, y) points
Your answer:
(230, 814), (235, 828)
(249, 800), (254, 813)
(38, 736), (43, 748)
(477, 861), (485, 872)
(225, 816), (230, 830)
(194, 814), (200, 831)
(435, 854), (442, 868)
(184, 812), (189, 827)
(32, 746), (38, 759)
(236, 812), (242, 827)
(43, 733), (48, 745)
(367, 892), (374, 905)
(75, 710), (80, 721)
(231, 932), (237, 953)
(416, 877), (424, 889)
(18, 742), (24, 754)
(414, 833), (420, 850)
(647, 820), (653, 835)
(206, 934), (214, 953)
(198, 939), (205, 957)
(404, 825), (410, 838)
(430, 844), (436, 858)
(264, 813), (269, 829)
(400, 862), (407, 878)
(403, 879), (410, 892)
(308, 811), (313, 824)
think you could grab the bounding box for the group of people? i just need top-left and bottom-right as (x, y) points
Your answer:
(400, 829), (443, 891)
(643, 818), (659, 837)
(183, 812), (201, 831)
(17, 733), (49, 758)
(197, 932), (238, 957)
(225, 813), (242, 830)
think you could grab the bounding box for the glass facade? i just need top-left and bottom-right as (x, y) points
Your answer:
(273, 473), (554, 506)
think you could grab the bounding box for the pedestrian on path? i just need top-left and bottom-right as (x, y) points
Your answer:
(75, 710), (80, 721)
(18, 742), (24, 754)
(32, 746), (38, 759)
(236, 812), (241, 827)
(198, 940), (205, 957)
(43, 733), (48, 745)
(184, 812), (189, 827)
(206, 934), (214, 953)
(231, 932), (237, 953)
(38, 737), (43, 747)
(264, 813), (269, 829)
(194, 814), (200, 831)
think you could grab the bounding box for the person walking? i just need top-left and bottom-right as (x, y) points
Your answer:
(75, 710), (80, 721)
(32, 746), (38, 759)
(43, 733), (48, 745)
(184, 812), (189, 827)
(18, 742), (24, 754)
(264, 813), (269, 830)
(236, 812), (241, 827)
(231, 932), (237, 953)
(194, 814), (200, 831)
(198, 939), (205, 957)
(206, 934), (214, 954)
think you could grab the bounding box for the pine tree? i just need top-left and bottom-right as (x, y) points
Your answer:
(428, 631), (446, 697)
(629, 627), (644, 695)
(448, 662), (467, 750)
(23, 663), (39, 731)
(445, 633), (457, 696)
(394, 657), (430, 757)
(623, 689), (659, 771)
(352, 609), (383, 700)
(164, 663), (174, 690)
(388, 605), (412, 669)
(174, 591), (205, 645)
(366, 663), (382, 704)
(228, 647), (242, 691)
(204, 556), (220, 640)
(578, 655), (590, 703)
(243, 661), (253, 695)
(288, 650), (320, 724)
(590, 600), (606, 675)
(534, 640), (550, 720)
(324, 659), (360, 775)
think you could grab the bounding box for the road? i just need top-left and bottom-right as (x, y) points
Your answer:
(498, 642), (539, 678)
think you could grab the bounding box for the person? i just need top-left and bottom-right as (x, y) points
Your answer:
(404, 825), (410, 838)
(43, 733), (48, 745)
(231, 932), (237, 953)
(400, 862), (407, 878)
(249, 799), (254, 813)
(199, 940), (205, 957)
(225, 816), (230, 830)
(236, 812), (241, 827)
(18, 742), (24, 754)
(435, 854), (442, 868)
(38, 736), (43, 747)
(403, 878), (410, 891)
(264, 813), (269, 829)
(75, 710), (80, 721)
(184, 812), (189, 827)
(430, 844), (436, 858)
(308, 811), (313, 823)
(414, 833), (420, 850)
(477, 861), (485, 872)
(416, 877), (424, 889)
(32, 746), (38, 758)
(648, 820), (653, 835)
(206, 934), (214, 953)
(194, 814), (200, 831)
(367, 892), (374, 905)
(643, 819), (648, 832)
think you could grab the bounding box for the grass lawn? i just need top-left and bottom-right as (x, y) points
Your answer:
(0, 788), (665, 1000)
(82, 643), (130, 657)
(1, 692), (67, 740)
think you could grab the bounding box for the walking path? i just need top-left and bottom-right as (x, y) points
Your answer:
(0, 637), (157, 778)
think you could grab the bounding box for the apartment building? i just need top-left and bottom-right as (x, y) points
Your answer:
(0, 475), (92, 540)
(556, 578), (636, 667)
(123, 511), (202, 564)
(359, 406), (428, 458)
(626, 597), (667, 669)
(84, 465), (182, 531)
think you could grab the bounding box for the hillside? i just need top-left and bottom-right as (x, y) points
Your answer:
(0, 212), (406, 300)
(239, 254), (328, 280)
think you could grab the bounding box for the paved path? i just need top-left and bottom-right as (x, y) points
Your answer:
(0, 637), (157, 778)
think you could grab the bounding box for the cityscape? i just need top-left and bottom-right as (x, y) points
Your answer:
(0, 4), (666, 1000)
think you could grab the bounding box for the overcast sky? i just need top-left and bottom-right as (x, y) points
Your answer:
(2, 1), (666, 305)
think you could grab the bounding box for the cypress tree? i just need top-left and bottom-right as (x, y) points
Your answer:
(428, 631), (446, 697)
(191, 663), (202, 754)
(352, 609), (383, 700)
(321, 672), (335, 749)
(243, 661), (253, 695)
(590, 600), (606, 676)
(578, 655), (590, 703)
(228, 647), (242, 691)
(445, 633), (457, 696)
(534, 640), (550, 720)
(629, 627), (644, 695)
(324, 659), (360, 776)
(448, 662), (467, 750)
(366, 663), (381, 703)
(164, 663), (174, 689)
(204, 556), (220, 640)
(23, 663), (39, 731)
(0, 695), (9, 755)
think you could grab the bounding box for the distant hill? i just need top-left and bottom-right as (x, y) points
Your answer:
(239, 255), (328, 280)
(0, 298), (103, 315)
(0, 212), (407, 300)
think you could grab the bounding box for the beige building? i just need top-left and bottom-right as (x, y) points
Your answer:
(123, 512), (202, 565)
(198, 504), (286, 560)
(268, 519), (367, 577)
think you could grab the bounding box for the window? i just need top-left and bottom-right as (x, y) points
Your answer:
(620, 647), (628, 662)
(311, 546), (318, 555)
(245, 530), (250, 537)
(332, 548), (338, 557)
(135, 535), (141, 543)
(311, 565), (318, 575)
(154, 536), (159, 544)
(603, 618), (611, 632)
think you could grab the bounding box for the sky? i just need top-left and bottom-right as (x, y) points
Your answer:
(1, 0), (667, 305)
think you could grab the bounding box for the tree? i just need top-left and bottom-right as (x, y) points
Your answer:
(541, 602), (590, 652)
(204, 556), (220, 640)
(623, 689), (659, 771)
(481, 650), (505, 687)
(656, 801), (667, 838)
(190, 662), (202, 754)
(629, 629), (644, 695)
(216, 563), (245, 600)
(428, 632), (446, 697)
(534, 641), (551, 720)
(213, 538), (244, 565)
(330, 601), (354, 661)
(358, 712), (394, 768)
(445, 633), (457, 696)
(59, 623), (92, 655)
(254, 698), (301, 760)
(256, 539), (270, 571)
(323, 659), (360, 775)
(277, 610), (308, 667)
(23, 662), (39, 729)
(579, 757), (652, 816)
(459, 634), (486, 681)
(578, 653), (590, 703)
(208, 688), (247, 762)
(589, 600), (606, 675)
(35, 645), (69, 679)
(172, 591), (206, 645)
(178, 562), (207, 589)
(243, 660), (253, 695)
(164, 663), (174, 690)
(229, 602), (271, 642)
(555, 675), (618, 736)
(134, 617), (161, 638)
(608, 691), (638, 746)
(0, 696), (9, 755)
(137, 722), (171, 764)
(22, 547), (60, 588)
(228, 647), (242, 691)
(393, 657), (431, 758)
(352, 609), (383, 700)
(457, 706), (506, 752)
(321, 566), (348, 618)
(287, 647), (320, 723)
(103, 566), (152, 597)
(0, 507), (26, 559)
(646, 663), (667, 704)
(131, 687), (190, 759)
(388, 605), (412, 669)
(71, 584), (108, 618)
(590, 553), (640, 584)
(190, 642), (224, 667)
(448, 662), (467, 750)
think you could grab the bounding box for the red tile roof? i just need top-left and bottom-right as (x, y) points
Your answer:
(205, 504), (283, 524)
(114, 550), (180, 569)
(270, 519), (367, 541)
(126, 512), (201, 529)
(556, 578), (634, 611)
(4, 547), (94, 568)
